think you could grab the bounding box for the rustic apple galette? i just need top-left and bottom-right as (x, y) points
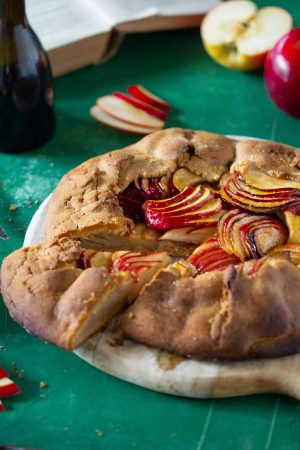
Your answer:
(2, 128), (300, 361)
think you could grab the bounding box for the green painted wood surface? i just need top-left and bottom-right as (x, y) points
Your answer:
(1, 1), (300, 448)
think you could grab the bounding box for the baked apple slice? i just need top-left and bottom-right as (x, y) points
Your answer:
(188, 236), (240, 274)
(282, 201), (300, 244)
(270, 243), (300, 265)
(218, 208), (288, 260)
(172, 168), (202, 192)
(143, 186), (223, 230)
(112, 250), (170, 301)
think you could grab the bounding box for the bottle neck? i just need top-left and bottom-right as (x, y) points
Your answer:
(1, 0), (26, 25)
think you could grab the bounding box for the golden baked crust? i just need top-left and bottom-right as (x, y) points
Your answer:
(0, 238), (135, 350)
(45, 128), (236, 248)
(122, 257), (300, 360)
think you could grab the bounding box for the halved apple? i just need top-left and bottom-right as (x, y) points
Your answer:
(97, 96), (165, 129)
(188, 235), (240, 274)
(90, 105), (156, 135)
(113, 92), (167, 121)
(201, 1), (292, 71)
(127, 85), (171, 112)
(112, 250), (170, 301)
(217, 208), (288, 260)
(143, 186), (223, 230)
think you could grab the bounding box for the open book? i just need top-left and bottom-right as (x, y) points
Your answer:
(27, 0), (221, 77)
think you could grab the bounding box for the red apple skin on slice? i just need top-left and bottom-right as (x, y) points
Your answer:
(113, 92), (168, 121)
(97, 96), (165, 129)
(218, 208), (288, 260)
(143, 186), (223, 230)
(90, 106), (156, 135)
(127, 85), (171, 112)
(0, 377), (21, 397)
(0, 368), (9, 379)
(188, 235), (240, 274)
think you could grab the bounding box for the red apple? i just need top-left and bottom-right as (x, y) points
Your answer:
(127, 85), (171, 112)
(265, 28), (300, 119)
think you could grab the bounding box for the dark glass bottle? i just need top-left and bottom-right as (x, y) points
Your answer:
(0, 0), (55, 153)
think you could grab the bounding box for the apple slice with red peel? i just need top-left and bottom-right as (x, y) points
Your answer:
(143, 186), (223, 230)
(90, 106), (156, 135)
(0, 376), (21, 397)
(113, 92), (168, 121)
(239, 167), (300, 191)
(188, 235), (240, 274)
(127, 85), (171, 112)
(172, 168), (202, 192)
(97, 96), (164, 129)
(112, 251), (170, 302)
(0, 400), (4, 411)
(218, 208), (288, 260)
(160, 226), (216, 244)
(201, 1), (292, 71)
(0, 368), (9, 379)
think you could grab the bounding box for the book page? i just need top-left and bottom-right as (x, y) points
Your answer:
(91, 0), (220, 25)
(27, 0), (112, 51)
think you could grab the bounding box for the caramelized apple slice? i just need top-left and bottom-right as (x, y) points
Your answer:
(282, 201), (300, 244)
(239, 166), (300, 190)
(270, 243), (300, 265)
(221, 172), (300, 212)
(112, 251), (170, 301)
(218, 208), (288, 260)
(144, 186), (223, 230)
(188, 236), (240, 274)
(172, 168), (202, 192)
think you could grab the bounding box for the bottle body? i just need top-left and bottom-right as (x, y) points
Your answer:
(0, 1), (55, 153)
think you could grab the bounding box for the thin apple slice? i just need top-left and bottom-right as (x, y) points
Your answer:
(270, 244), (300, 265)
(188, 235), (240, 274)
(159, 226), (216, 244)
(112, 251), (170, 302)
(143, 186), (223, 230)
(282, 203), (300, 244)
(172, 168), (202, 192)
(0, 368), (9, 379)
(90, 106), (156, 135)
(113, 92), (168, 121)
(218, 208), (288, 260)
(0, 377), (21, 398)
(239, 167), (300, 191)
(127, 85), (171, 112)
(97, 96), (165, 129)
(0, 400), (4, 412)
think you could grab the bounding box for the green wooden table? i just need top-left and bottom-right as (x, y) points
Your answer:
(1, 1), (300, 448)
